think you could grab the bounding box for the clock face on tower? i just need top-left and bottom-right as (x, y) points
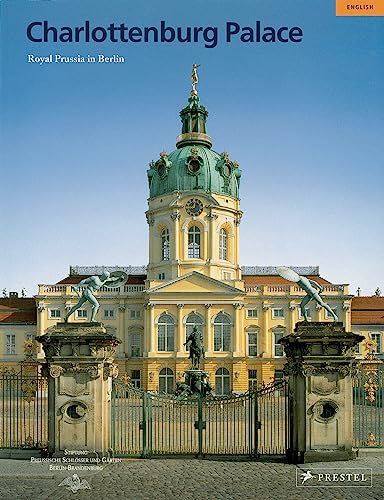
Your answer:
(185, 198), (203, 216)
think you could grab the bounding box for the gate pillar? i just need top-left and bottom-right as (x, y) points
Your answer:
(36, 322), (121, 456)
(279, 322), (363, 463)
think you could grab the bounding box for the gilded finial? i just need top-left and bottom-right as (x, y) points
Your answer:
(191, 63), (200, 96)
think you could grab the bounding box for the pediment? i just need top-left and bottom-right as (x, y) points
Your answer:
(147, 272), (244, 296)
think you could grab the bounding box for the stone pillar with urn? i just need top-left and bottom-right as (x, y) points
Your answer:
(36, 322), (121, 456)
(279, 322), (364, 463)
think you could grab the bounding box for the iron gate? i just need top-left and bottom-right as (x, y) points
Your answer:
(111, 379), (289, 458)
(0, 364), (48, 449)
(353, 360), (384, 448)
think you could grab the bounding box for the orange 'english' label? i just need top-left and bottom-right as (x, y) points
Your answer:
(336, 0), (384, 15)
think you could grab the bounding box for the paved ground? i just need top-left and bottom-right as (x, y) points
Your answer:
(0, 453), (383, 500)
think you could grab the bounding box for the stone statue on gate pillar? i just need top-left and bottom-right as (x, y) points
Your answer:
(64, 271), (128, 323)
(277, 266), (338, 321)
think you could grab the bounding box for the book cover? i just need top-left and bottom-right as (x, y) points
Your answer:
(0, 0), (383, 498)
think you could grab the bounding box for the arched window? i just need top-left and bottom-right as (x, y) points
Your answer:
(158, 313), (175, 352)
(215, 368), (230, 395)
(185, 312), (203, 344)
(213, 313), (231, 352)
(219, 228), (228, 260)
(161, 228), (170, 261)
(159, 368), (174, 393)
(188, 226), (201, 258)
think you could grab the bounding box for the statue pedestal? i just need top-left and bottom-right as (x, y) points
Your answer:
(279, 322), (364, 463)
(36, 322), (121, 456)
(176, 369), (213, 397)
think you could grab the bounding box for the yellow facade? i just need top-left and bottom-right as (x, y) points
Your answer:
(5, 85), (377, 390)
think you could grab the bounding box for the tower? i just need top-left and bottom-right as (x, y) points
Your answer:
(146, 66), (243, 286)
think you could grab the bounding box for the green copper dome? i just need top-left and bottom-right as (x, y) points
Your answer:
(147, 92), (241, 199)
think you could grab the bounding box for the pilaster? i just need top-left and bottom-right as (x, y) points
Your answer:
(176, 303), (185, 355)
(205, 304), (213, 354)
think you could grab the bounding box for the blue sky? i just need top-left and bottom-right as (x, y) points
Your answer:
(1, 0), (383, 296)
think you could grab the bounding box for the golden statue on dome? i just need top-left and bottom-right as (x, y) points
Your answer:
(191, 63), (200, 96)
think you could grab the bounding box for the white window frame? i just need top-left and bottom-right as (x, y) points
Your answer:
(49, 308), (61, 319)
(158, 272), (166, 280)
(248, 369), (258, 390)
(131, 369), (141, 389)
(161, 228), (170, 261)
(274, 369), (285, 382)
(213, 313), (231, 352)
(188, 225), (201, 259)
(222, 271), (232, 280)
(247, 329), (258, 357)
(219, 228), (228, 261)
(215, 368), (231, 395)
(103, 308), (115, 319)
(273, 329), (285, 357)
(6, 334), (16, 355)
(371, 333), (382, 354)
(159, 368), (174, 393)
(272, 308), (284, 319)
(129, 309), (142, 320)
(157, 314), (175, 352)
(130, 333), (142, 357)
(185, 313), (204, 346)
(246, 308), (258, 319)
(77, 309), (88, 319)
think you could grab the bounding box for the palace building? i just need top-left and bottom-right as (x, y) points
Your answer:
(2, 75), (382, 392)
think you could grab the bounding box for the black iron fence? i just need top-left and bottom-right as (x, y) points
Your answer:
(0, 363), (48, 449)
(111, 379), (289, 458)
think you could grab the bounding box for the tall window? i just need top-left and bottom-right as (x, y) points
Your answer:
(273, 329), (285, 357)
(130, 333), (142, 357)
(161, 228), (170, 260)
(157, 313), (175, 351)
(219, 228), (228, 260)
(214, 313), (231, 351)
(215, 368), (230, 395)
(371, 333), (382, 354)
(131, 370), (141, 389)
(185, 312), (203, 343)
(188, 226), (201, 258)
(159, 368), (174, 393)
(6, 334), (16, 355)
(248, 369), (258, 390)
(248, 329), (258, 357)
